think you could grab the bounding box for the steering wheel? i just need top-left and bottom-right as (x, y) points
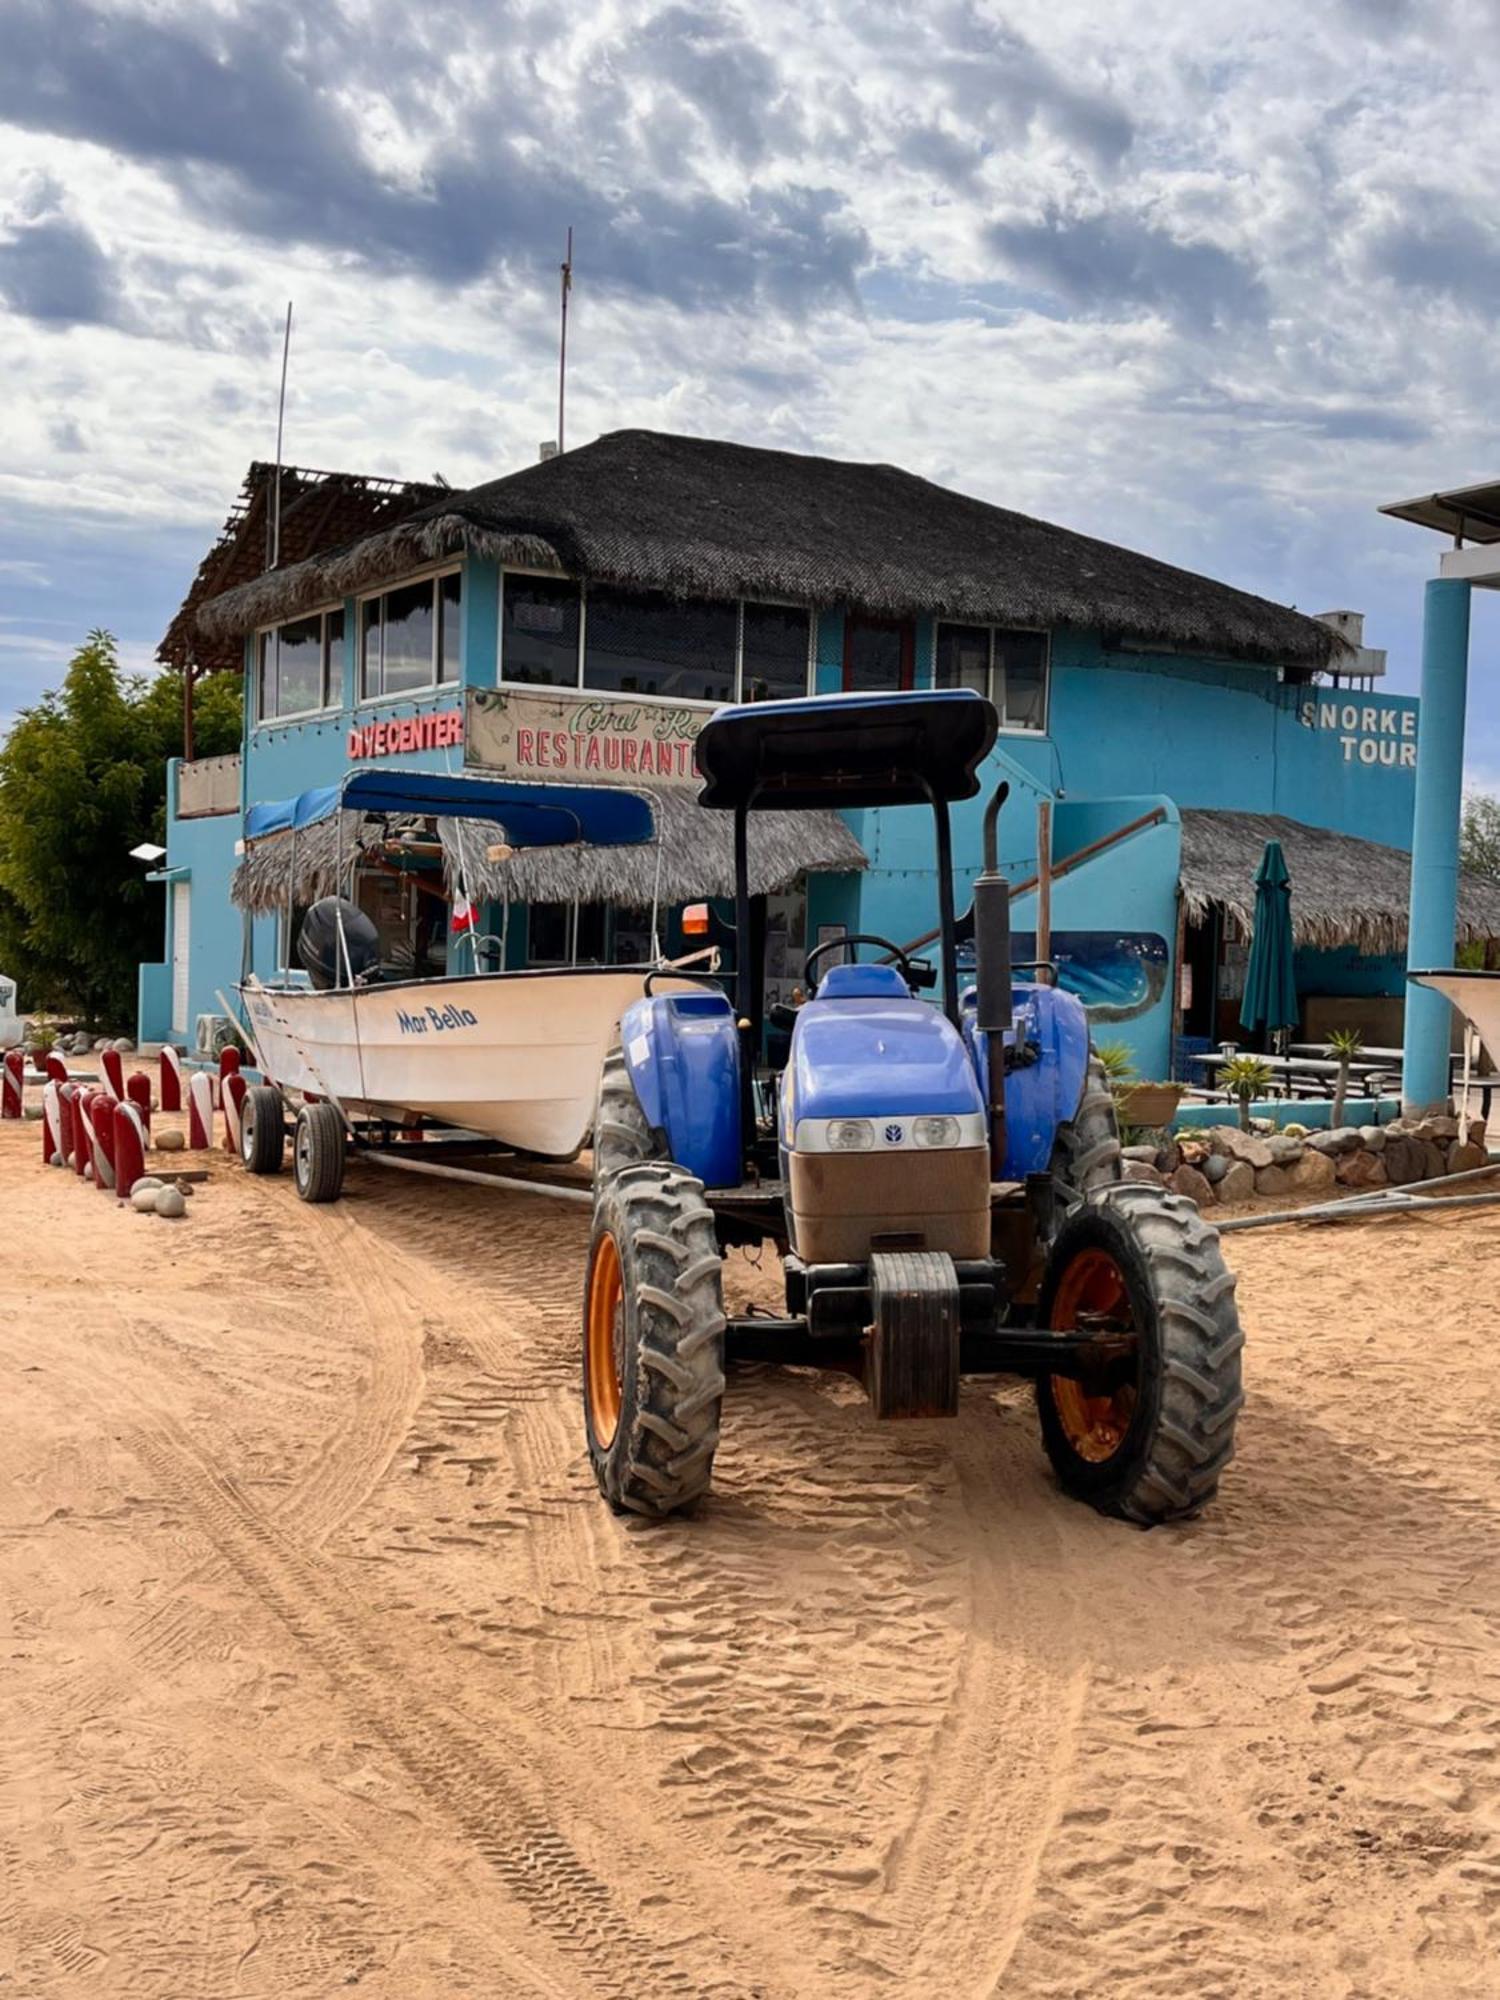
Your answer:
(804, 932), (922, 996)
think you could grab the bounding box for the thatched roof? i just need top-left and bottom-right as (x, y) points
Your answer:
(199, 430), (1340, 670)
(231, 793), (865, 915)
(1179, 809), (1500, 954)
(162, 462), (447, 677)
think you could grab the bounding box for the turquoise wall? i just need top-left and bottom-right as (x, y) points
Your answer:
(138, 759), (245, 1045)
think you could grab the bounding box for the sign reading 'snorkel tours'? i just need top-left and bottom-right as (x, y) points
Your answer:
(464, 687), (706, 788)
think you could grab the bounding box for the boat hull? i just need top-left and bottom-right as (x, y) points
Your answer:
(241, 969), (687, 1157)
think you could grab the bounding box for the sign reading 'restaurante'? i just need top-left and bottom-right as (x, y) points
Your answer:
(464, 687), (706, 788)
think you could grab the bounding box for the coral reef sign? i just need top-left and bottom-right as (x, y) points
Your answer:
(464, 687), (707, 788)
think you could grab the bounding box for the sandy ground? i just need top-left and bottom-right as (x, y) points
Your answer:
(3, 1088), (1500, 2000)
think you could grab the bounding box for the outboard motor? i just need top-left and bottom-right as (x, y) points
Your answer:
(297, 897), (380, 991)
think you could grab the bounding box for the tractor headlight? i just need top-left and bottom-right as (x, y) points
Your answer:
(826, 1118), (875, 1151)
(913, 1115), (960, 1148)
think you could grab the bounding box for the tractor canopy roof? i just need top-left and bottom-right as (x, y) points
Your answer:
(243, 768), (657, 848)
(694, 688), (997, 812)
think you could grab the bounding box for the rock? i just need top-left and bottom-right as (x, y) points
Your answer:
(1282, 1122), (1309, 1139)
(1287, 1149), (1337, 1192)
(1383, 1135), (1426, 1186)
(155, 1128), (186, 1152)
(1266, 1134), (1305, 1165)
(1201, 1152), (1230, 1185)
(113, 1038), (135, 1054)
(1421, 1140), (1449, 1181)
(92, 1035), (112, 1052)
(1254, 1164), (1293, 1196)
(1123, 1160), (1166, 1186)
(49, 1151), (64, 1168)
(1413, 1115), (1460, 1143)
(1446, 1141), (1488, 1178)
(1468, 1119), (1488, 1149)
(1169, 1164), (1215, 1208)
(1154, 1144), (1181, 1176)
(131, 1185), (161, 1213)
(1307, 1126), (1364, 1156)
(1209, 1125), (1274, 1170)
(154, 1186), (187, 1219)
(1358, 1125), (1386, 1152)
(1122, 1144), (1159, 1163)
(1336, 1150), (1388, 1188)
(1218, 1160), (1256, 1204)
(132, 1176), (164, 1195)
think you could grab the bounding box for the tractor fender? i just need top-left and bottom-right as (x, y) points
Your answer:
(618, 990), (742, 1189)
(963, 980), (1092, 1179)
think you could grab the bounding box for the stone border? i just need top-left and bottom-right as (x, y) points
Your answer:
(1122, 1112), (1489, 1210)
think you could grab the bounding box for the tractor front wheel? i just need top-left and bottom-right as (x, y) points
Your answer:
(1037, 1184), (1243, 1523)
(592, 1045), (664, 1187)
(583, 1162), (725, 1517)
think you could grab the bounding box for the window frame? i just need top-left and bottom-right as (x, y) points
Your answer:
(253, 604), (346, 727)
(356, 562), (464, 706)
(496, 569), (815, 706)
(934, 621), (1051, 735)
(842, 614), (915, 694)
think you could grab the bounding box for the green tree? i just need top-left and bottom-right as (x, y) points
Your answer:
(0, 631), (241, 1026)
(1461, 791), (1500, 878)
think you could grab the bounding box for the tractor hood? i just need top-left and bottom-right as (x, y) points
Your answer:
(787, 991), (986, 1139)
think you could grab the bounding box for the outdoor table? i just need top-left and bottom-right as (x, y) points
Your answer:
(1184, 1051), (1392, 1101)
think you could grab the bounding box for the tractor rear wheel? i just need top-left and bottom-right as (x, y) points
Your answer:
(1049, 1055), (1123, 1210)
(583, 1162), (725, 1517)
(1036, 1183), (1243, 1523)
(592, 1045), (664, 1187)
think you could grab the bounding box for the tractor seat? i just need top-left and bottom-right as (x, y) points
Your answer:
(815, 962), (912, 1001)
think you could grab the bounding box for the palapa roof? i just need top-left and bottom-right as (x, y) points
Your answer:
(198, 430), (1340, 671)
(161, 462), (448, 677)
(230, 790), (866, 915)
(1179, 809), (1500, 955)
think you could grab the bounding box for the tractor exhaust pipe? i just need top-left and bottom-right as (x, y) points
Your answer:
(973, 782), (1012, 1175)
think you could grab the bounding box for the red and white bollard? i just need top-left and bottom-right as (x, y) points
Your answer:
(126, 1070), (152, 1133)
(45, 1053), (67, 1087)
(219, 1046), (241, 1084)
(187, 1070), (215, 1150)
(57, 1083), (77, 1168)
(73, 1089), (94, 1178)
(100, 1046), (125, 1100)
(160, 1044), (184, 1112)
(87, 1088), (116, 1191)
(2, 1046), (22, 1119)
(113, 1099), (147, 1198)
(42, 1080), (61, 1164)
(222, 1069), (248, 1154)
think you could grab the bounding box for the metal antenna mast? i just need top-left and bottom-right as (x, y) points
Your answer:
(558, 229), (573, 455)
(269, 299), (293, 568)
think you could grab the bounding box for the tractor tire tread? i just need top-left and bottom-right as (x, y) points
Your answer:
(593, 1048), (665, 1187)
(585, 1164), (725, 1518)
(1050, 1057), (1124, 1210)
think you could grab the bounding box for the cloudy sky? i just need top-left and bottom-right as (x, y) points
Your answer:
(2, 0), (1499, 769)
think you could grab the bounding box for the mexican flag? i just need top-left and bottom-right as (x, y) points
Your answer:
(451, 898), (475, 936)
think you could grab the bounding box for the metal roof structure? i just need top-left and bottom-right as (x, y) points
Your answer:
(1380, 479), (1500, 545)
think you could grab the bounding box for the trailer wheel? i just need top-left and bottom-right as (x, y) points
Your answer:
(1050, 1056), (1123, 1210)
(592, 1044), (664, 1186)
(583, 1162), (725, 1518)
(240, 1083), (286, 1175)
(293, 1101), (346, 1204)
(1036, 1184), (1243, 1524)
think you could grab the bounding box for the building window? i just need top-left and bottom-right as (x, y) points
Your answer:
(934, 623), (1049, 732)
(584, 585), (736, 702)
(741, 603), (811, 702)
(527, 901), (607, 966)
(502, 574), (582, 686)
(359, 570), (462, 700)
(256, 607), (343, 721)
(844, 615), (913, 692)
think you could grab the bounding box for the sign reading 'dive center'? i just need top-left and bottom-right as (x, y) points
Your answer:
(464, 687), (706, 788)
(348, 709), (464, 760)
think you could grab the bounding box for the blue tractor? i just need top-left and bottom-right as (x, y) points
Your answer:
(583, 689), (1243, 1523)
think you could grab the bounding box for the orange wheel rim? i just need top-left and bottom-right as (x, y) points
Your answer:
(1049, 1246), (1138, 1464)
(587, 1232), (625, 1448)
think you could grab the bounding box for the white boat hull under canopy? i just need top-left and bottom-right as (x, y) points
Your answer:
(1410, 969), (1500, 1062)
(241, 968), (685, 1158)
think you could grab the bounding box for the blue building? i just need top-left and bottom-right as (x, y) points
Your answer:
(141, 430), (1500, 1080)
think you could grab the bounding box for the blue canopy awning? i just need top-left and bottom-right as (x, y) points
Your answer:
(243, 769), (657, 849)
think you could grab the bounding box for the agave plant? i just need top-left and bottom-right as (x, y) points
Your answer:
(1325, 1026), (1364, 1130)
(1092, 1039), (1136, 1086)
(1218, 1053), (1274, 1132)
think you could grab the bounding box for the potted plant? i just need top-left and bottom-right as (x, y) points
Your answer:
(1094, 1039), (1184, 1129)
(1325, 1026), (1363, 1129)
(1218, 1053), (1274, 1132)
(26, 1023), (56, 1071)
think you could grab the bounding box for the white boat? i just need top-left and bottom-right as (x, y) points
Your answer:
(236, 767), (693, 1158)
(241, 966), (683, 1157)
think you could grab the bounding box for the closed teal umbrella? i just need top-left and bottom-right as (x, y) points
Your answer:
(1239, 839), (1298, 1038)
